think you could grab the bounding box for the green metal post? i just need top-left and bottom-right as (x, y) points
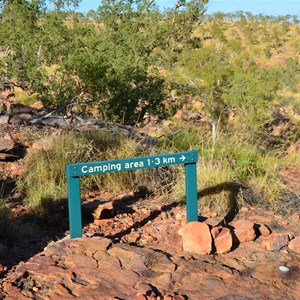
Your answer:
(67, 176), (82, 238)
(185, 162), (198, 222)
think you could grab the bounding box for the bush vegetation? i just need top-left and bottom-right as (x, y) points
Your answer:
(0, 1), (299, 216)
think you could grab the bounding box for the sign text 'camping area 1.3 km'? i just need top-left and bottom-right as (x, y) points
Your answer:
(67, 150), (198, 177)
(66, 150), (198, 238)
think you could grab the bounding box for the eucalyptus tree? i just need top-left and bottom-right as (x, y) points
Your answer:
(67, 0), (209, 123)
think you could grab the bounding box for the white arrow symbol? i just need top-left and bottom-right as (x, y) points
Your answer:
(179, 155), (186, 162)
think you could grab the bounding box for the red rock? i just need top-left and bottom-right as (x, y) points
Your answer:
(254, 223), (271, 237)
(127, 232), (141, 243)
(88, 191), (96, 197)
(279, 220), (289, 226)
(214, 227), (233, 254)
(161, 212), (168, 220)
(140, 234), (155, 244)
(211, 227), (221, 238)
(288, 236), (300, 254)
(203, 218), (219, 227)
(163, 295), (173, 300)
(261, 232), (291, 251)
(94, 219), (112, 226)
(280, 166), (300, 191)
(248, 215), (273, 223)
(147, 296), (156, 300)
(2, 282), (29, 300)
(0, 264), (6, 273)
(135, 294), (147, 300)
(82, 200), (114, 220)
(31, 136), (54, 150)
(240, 207), (249, 212)
(177, 222), (212, 255)
(232, 220), (256, 243)
(10, 164), (24, 177)
(134, 282), (152, 295)
(30, 100), (44, 110)
(280, 249), (289, 254)
(173, 296), (185, 300)
(292, 213), (300, 222)
(0, 133), (15, 152)
(93, 201), (114, 220)
(175, 212), (185, 222)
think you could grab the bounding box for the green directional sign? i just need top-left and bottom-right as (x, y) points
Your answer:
(67, 151), (197, 177)
(66, 150), (199, 238)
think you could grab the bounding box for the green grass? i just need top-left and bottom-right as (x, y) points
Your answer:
(17, 120), (300, 217)
(162, 125), (300, 215)
(17, 130), (178, 214)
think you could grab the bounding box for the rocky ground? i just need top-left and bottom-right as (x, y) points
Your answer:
(0, 191), (300, 300)
(1, 91), (300, 299)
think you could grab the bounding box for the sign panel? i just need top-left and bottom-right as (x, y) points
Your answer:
(66, 150), (197, 177)
(66, 150), (199, 239)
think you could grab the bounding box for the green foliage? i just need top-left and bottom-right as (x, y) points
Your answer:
(2, 2), (300, 216)
(14, 90), (38, 105)
(1, 1), (298, 127)
(0, 0), (209, 124)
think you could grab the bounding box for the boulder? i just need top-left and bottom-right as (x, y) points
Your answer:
(173, 296), (185, 300)
(92, 201), (114, 220)
(254, 223), (271, 237)
(288, 236), (300, 254)
(214, 227), (233, 254)
(177, 222), (212, 255)
(203, 218), (219, 227)
(232, 220), (256, 243)
(261, 232), (293, 251)
(134, 293), (147, 300)
(211, 226), (221, 238)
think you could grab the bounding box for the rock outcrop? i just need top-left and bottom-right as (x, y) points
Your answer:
(1, 235), (300, 300)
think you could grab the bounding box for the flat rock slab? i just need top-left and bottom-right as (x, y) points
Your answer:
(1, 236), (300, 300)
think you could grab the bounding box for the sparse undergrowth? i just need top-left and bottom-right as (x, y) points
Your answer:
(17, 130), (178, 215)
(17, 125), (300, 217)
(162, 124), (300, 215)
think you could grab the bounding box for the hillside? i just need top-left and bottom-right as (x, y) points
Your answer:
(0, 1), (300, 299)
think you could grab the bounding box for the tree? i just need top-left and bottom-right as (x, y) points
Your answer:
(0, 0), (210, 124)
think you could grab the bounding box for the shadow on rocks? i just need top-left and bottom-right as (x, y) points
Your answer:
(197, 182), (250, 225)
(0, 197), (69, 273)
(97, 186), (184, 242)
